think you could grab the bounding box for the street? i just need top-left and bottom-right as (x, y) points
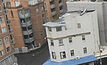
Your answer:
(15, 44), (50, 65)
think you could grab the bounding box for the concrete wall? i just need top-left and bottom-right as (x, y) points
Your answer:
(66, 2), (106, 45)
(45, 11), (100, 62)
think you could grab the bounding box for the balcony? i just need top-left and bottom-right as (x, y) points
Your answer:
(21, 21), (32, 27)
(60, 10), (63, 13)
(6, 19), (11, 25)
(15, 1), (21, 7)
(19, 12), (30, 19)
(9, 29), (13, 35)
(52, 11), (56, 16)
(50, 4), (55, 9)
(11, 38), (15, 44)
(24, 37), (35, 43)
(4, 9), (8, 15)
(59, 2), (63, 6)
(22, 29), (33, 35)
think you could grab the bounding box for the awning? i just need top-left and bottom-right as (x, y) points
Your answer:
(43, 55), (98, 65)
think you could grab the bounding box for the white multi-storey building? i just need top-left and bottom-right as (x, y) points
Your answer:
(43, 10), (100, 65)
(66, 1), (107, 46)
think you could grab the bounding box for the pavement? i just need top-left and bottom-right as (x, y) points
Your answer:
(15, 43), (50, 65)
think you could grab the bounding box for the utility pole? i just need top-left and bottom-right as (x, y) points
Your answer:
(99, 45), (103, 65)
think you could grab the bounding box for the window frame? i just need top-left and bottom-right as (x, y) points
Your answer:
(70, 50), (74, 56)
(50, 40), (54, 46)
(69, 37), (72, 43)
(56, 26), (62, 32)
(83, 47), (87, 54)
(52, 52), (56, 59)
(4, 36), (9, 43)
(59, 39), (64, 46)
(60, 51), (66, 59)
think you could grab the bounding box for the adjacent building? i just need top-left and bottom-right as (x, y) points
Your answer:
(6, 0), (47, 53)
(66, 1), (107, 46)
(44, 0), (67, 21)
(0, 0), (18, 65)
(43, 10), (100, 65)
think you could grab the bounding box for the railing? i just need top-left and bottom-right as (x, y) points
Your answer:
(11, 38), (15, 44)
(52, 11), (56, 15)
(59, 2), (63, 6)
(6, 19), (11, 25)
(24, 37), (35, 43)
(19, 12), (30, 18)
(9, 29), (13, 35)
(22, 29), (33, 35)
(60, 9), (63, 13)
(21, 21), (32, 27)
(50, 4), (55, 8)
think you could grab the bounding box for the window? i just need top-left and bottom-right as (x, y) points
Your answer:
(0, 50), (4, 56)
(52, 52), (56, 59)
(36, 8), (39, 13)
(0, 17), (4, 22)
(70, 50), (74, 56)
(42, 14), (45, 18)
(0, 6), (2, 11)
(56, 26), (62, 31)
(50, 40), (54, 46)
(69, 38), (72, 43)
(6, 47), (11, 52)
(1, 27), (7, 33)
(4, 37), (8, 43)
(59, 39), (63, 46)
(0, 40), (2, 45)
(41, 6), (44, 10)
(48, 27), (52, 31)
(6, 2), (11, 7)
(83, 47), (87, 54)
(77, 23), (81, 28)
(82, 35), (85, 40)
(60, 51), (66, 59)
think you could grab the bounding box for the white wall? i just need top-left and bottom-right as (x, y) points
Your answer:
(45, 11), (100, 62)
(67, 2), (106, 46)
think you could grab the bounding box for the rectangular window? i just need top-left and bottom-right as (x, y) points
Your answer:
(1, 27), (7, 33)
(82, 35), (85, 40)
(56, 27), (62, 31)
(69, 38), (72, 43)
(83, 47), (87, 54)
(59, 39), (63, 46)
(60, 51), (66, 59)
(0, 50), (4, 56)
(70, 50), (74, 56)
(4, 37), (8, 43)
(0, 17), (3, 22)
(6, 2), (11, 7)
(6, 47), (11, 52)
(52, 52), (56, 59)
(48, 27), (52, 31)
(50, 40), (54, 46)
(77, 23), (81, 28)
(0, 6), (1, 11)
(36, 8), (39, 12)
(0, 40), (2, 45)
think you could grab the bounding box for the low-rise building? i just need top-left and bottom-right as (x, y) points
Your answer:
(66, 1), (107, 46)
(43, 10), (100, 65)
